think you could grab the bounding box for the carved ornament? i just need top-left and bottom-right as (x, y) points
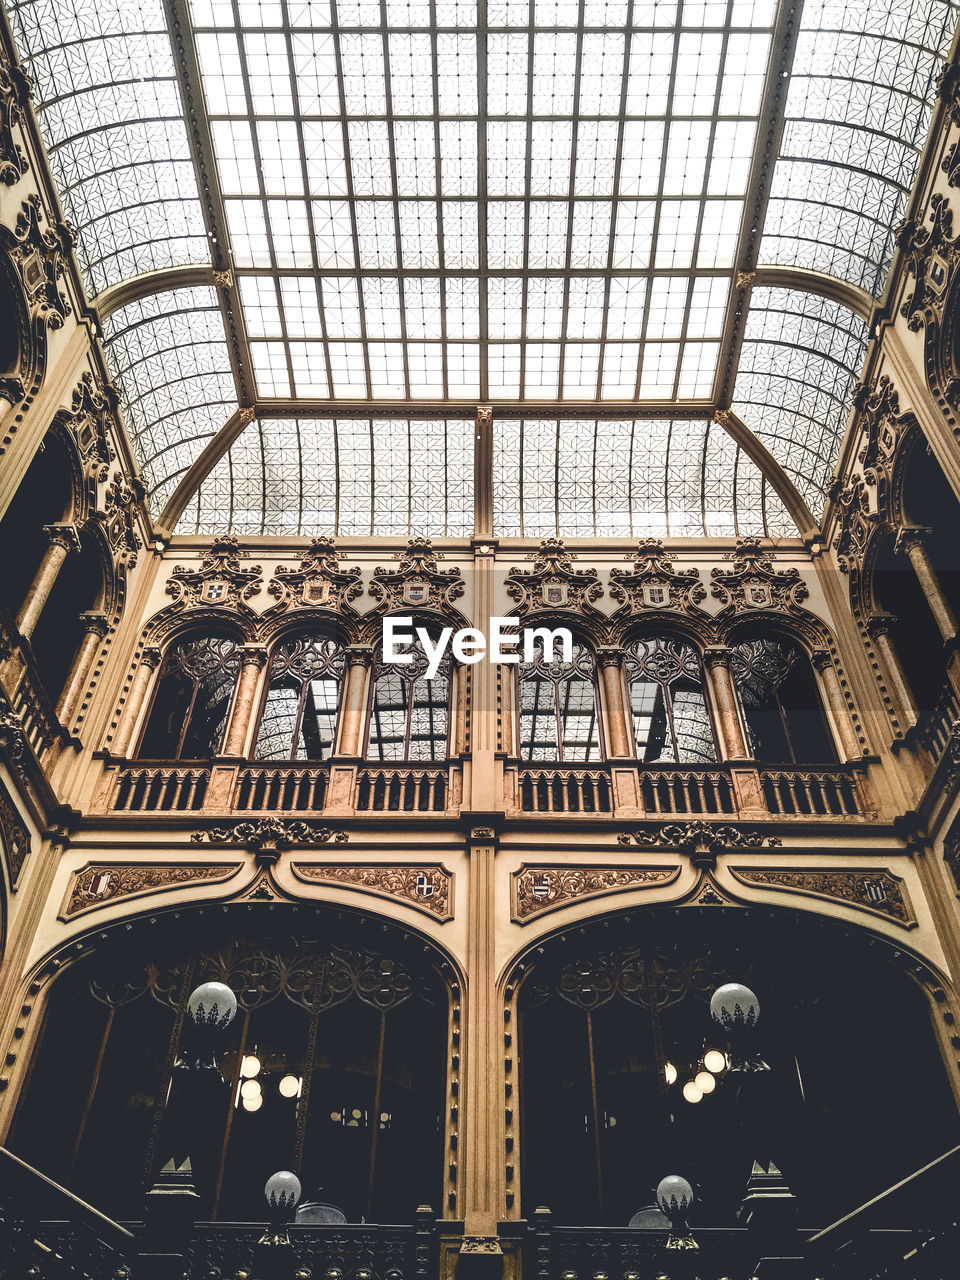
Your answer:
(293, 863), (453, 920)
(711, 538), (809, 614)
(831, 474), (876, 574)
(0, 776), (30, 887)
(192, 817), (348, 856)
(97, 472), (144, 567)
(368, 537), (465, 622)
(505, 538), (603, 620)
(0, 60), (30, 186)
(63, 862), (241, 919)
(899, 195), (959, 332)
(0, 195), (72, 328)
(512, 864), (679, 921)
(165, 536), (262, 613)
(729, 866), (914, 926)
(0, 376), (25, 407)
(620, 823), (781, 868)
(608, 539), (707, 618)
(0, 705), (27, 780)
(265, 536), (363, 618)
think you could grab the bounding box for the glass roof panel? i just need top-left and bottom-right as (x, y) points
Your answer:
(491, 415), (796, 538)
(732, 287), (868, 512)
(176, 415), (474, 537)
(188, 0), (774, 402)
(758, 0), (958, 295)
(8, 0), (210, 295)
(102, 287), (237, 513)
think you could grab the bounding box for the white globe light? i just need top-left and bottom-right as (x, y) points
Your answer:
(240, 1054), (261, 1078)
(694, 1070), (716, 1094)
(682, 1081), (703, 1104)
(265, 1171), (302, 1212)
(240, 1078), (262, 1100)
(656, 1175), (694, 1216)
(279, 1074), (302, 1098)
(664, 1061), (678, 1086)
(242, 1094), (263, 1113)
(710, 982), (760, 1031)
(703, 1049), (727, 1074)
(187, 982), (237, 1030)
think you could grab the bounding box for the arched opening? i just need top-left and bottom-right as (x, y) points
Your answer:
(901, 441), (960, 634)
(0, 259), (21, 386)
(0, 436), (72, 622)
(871, 540), (946, 720)
(29, 531), (104, 703)
(253, 633), (345, 760)
(517, 907), (959, 1229)
(138, 633), (242, 759)
(518, 637), (602, 762)
(366, 631), (451, 761)
(9, 912), (450, 1223)
(730, 633), (835, 763)
(623, 634), (716, 763)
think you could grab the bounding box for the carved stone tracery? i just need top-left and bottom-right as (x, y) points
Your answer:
(367, 537), (465, 626)
(512, 864), (679, 921)
(711, 538), (809, 615)
(293, 862), (453, 920)
(264, 536), (364, 624)
(505, 538), (604, 622)
(608, 538), (708, 621)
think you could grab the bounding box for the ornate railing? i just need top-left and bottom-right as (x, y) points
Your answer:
(914, 680), (960, 765)
(112, 764), (210, 812)
(519, 766), (613, 813)
(356, 764), (450, 812)
(761, 767), (862, 817)
(234, 763), (329, 812)
(185, 1219), (430, 1280)
(11, 666), (64, 757)
(640, 767), (736, 815)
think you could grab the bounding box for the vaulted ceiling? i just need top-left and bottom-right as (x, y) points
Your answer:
(6, 0), (958, 537)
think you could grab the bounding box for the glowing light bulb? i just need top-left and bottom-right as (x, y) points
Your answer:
(240, 1078), (262, 1100)
(695, 1070), (716, 1094)
(703, 1049), (726, 1074)
(243, 1094), (263, 1112)
(279, 1074), (302, 1098)
(664, 1061), (678, 1086)
(240, 1054), (261, 1078)
(682, 1081), (703, 1104)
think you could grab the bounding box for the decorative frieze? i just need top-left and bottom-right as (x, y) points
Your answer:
(729, 866), (914, 926)
(265, 536), (364, 619)
(511, 864), (679, 921)
(63, 862), (241, 919)
(293, 862), (453, 920)
(608, 538), (707, 617)
(619, 822), (782, 856)
(711, 538), (809, 614)
(192, 817), (348, 856)
(505, 538), (603, 620)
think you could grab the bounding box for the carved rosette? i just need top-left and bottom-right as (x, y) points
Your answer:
(163, 536), (262, 615)
(504, 538), (604, 621)
(368, 537), (465, 623)
(265, 536), (364, 620)
(0, 195), (72, 328)
(293, 863), (453, 920)
(710, 538), (809, 614)
(0, 60), (30, 186)
(729, 867), (914, 926)
(512, 864), (679, 921)
(63, 863), (242, 919)
(0, 777), (30, 887)
(608, 538), (708, 621)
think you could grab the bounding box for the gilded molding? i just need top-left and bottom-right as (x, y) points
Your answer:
(292, 862), (453, 920)
(511, 864), (679, 922)
(729, 866), (915, 926)
(62, 862), (242, 919)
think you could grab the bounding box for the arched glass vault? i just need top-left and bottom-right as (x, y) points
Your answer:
(7, 0), (958, 526)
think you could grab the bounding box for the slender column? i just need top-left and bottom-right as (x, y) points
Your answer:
(866, 615), (919, 727)
(810, 649), (860, 761)
(111, 645), (164, 758)
(895, 526), (959, 643)
(221, 645), (268, 757)
(596, 648), (632, 759)
(702, 646), (750, 760)
(337, 645), (375, 757)
(55, 612), (109, 725)
(15, 523), (81, 639)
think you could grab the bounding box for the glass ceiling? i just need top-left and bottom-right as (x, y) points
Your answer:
(6, 0), (959, 534)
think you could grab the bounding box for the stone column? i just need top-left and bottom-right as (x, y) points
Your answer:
(111, 645), (164, 758)
(702, 646), (750, 760)
(15, 523), (81, 640)
(55, 612), (109, 725)
(596, 647), (632, 758)
(896, 526), (958, 643)
(810, 649), (860, 761)
(866, 615), (918, 726)
(337, 645), (375, 757)
(221, 645), (268, 758)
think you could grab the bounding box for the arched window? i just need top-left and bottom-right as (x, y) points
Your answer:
(366, 634), (450, 762)
(138, 635), (242, 759)
(518, 640), (601, 762)
(10, 928), (448, 1223)
(623, 635), (716, 763)
(730, 635), (834, 764)
(0, 438), (72, 622)
(254, 634), (344, 760)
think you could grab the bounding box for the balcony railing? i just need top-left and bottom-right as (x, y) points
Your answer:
(640, 767), (735, 815)
(518, 767), (613, 813)
(111, 764), (210, 812)
(234, 762), (329, 811)
(356, 763), (451, 812)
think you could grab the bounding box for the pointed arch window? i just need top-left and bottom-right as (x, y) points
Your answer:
(623, 636), (716, 764)
(253, 635), (345, 761)
(518, 640), (602, 763)
(366, 635), (451, 762)
(730, 635), (834, 764)
(138, 635), (241, 759)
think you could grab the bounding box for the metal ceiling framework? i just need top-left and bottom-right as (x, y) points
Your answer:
(5, 0), (958, 537)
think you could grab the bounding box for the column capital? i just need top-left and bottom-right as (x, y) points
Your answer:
(894, 525), (934, 556)
(810, 648), (834, 673)
(239, 643), (269, 669)
(140, 645), (164, 670)
(866, 612), (898, 639)
(42, 522), (81, 554)
(594, 645), (624, 669)
(345, 643), (377, 668)
(702, 644), (733, 670)
(78, 611), (110, 638)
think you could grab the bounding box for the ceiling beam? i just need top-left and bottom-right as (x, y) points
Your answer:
(751, 266), (875, 323)
(93, 265), (216, 322)
(715, 408), (819, 541)
(156, 407), (254, 536)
